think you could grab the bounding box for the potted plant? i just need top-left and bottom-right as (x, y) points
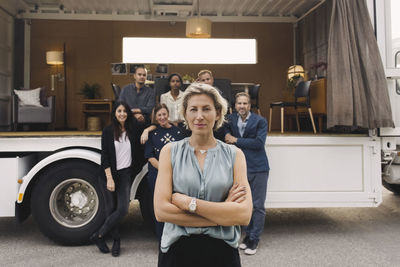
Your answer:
(310, 62), (327, 79)
(79, 82), (101, 99)
(182, 74), (194, 84)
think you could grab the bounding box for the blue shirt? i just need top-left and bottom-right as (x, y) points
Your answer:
(160, 138), (240, 252)
(237, 112), (251, 137)
(119, 83), (155, 116)
(144, 125), (185, 180)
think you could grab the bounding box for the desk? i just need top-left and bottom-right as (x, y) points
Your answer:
(285, 78), (327, 132)
(81, 99), (113, 130)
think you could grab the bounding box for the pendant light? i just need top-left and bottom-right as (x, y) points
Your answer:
(186, 0), (211, 38)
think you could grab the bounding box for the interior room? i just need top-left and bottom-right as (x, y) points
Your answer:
(29, 19), (293, 130)
(1, 0), (382, 133)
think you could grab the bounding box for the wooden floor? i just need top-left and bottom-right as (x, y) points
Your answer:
(267, 131), (368, 137)
(0, 131), (102, 137)
(0, 130), (367, 138)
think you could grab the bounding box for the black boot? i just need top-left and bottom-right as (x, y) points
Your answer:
(111, 239), (120, 257)
(90, 232), (110, 253)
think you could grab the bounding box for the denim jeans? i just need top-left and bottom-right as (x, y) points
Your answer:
(99, 167), (132, 239)
(147, 173), (164, 240)
(243, 171), (269, 243)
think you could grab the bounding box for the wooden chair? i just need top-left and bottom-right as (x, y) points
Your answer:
(269, 81), (316, 134)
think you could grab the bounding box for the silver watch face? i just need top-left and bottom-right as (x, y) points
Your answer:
(189, 199), (196, 212)
(189, 203), (196, 212)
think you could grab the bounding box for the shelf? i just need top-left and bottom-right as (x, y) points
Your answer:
(82, 109), (111, 113)
(80, 99), (113, 130)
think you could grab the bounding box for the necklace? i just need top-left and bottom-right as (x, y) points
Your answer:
(199, 149), (207, 154)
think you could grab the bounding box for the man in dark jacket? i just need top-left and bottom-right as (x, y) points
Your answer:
(225, 92), (270, 256)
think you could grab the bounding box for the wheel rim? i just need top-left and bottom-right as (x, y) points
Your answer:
(49, 178), (99, 228)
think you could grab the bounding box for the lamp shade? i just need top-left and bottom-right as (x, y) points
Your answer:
(186, 17), (212, 38)
(287, 65), (305, 80)
(46, 51), (64, 65)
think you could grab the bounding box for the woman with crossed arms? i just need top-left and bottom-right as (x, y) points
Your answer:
(154, 83), (252, 267)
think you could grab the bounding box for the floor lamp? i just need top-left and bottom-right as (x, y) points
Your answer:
(46, 43), (68, 130)
(62, 43), (68, 129)
(46, 48), (64, 129)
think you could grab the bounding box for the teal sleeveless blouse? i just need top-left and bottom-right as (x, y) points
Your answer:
(160, 138), (241, 253)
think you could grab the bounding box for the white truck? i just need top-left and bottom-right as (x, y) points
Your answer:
(0, 133), (148, 244)
(0, 130), (391, 245)
(0, 0), (399, 245)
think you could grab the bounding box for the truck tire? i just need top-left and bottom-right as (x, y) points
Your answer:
(31, 159), (105, 245)
(382, 180), (400, 195)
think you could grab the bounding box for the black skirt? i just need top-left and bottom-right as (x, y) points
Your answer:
(158, 234), (241, 267)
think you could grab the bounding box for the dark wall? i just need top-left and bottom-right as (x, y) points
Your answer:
(30, 20), (293, 129)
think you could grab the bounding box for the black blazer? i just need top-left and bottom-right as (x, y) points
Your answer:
(101, 122), (145, 180)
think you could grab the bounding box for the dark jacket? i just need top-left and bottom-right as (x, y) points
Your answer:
(225, 112), (270, 173)
(101, 122), (145, 181)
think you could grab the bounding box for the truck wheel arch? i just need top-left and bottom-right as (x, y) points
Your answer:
(17, 149), (101, 204)
(17, 149), (149, 224)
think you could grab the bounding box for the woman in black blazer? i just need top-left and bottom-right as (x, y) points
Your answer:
(91, 100), (144, 257)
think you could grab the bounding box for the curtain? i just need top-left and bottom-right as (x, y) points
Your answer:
(298, 2), (331, 79)
(327, 0), (394, 129)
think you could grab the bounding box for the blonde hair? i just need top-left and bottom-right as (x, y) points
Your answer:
(235, 92), (251, 102)
(180, 82), (227, 130)
(197, 69), (213, 79)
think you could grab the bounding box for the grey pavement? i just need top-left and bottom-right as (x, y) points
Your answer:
(1, 189), (400, 267)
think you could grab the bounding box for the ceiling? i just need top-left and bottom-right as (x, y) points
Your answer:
(14, 0), (326, 23)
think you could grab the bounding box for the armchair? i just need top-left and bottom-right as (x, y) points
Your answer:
(13, 94), (55, 131)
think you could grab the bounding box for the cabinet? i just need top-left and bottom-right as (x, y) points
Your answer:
(81, 99), (113, 130)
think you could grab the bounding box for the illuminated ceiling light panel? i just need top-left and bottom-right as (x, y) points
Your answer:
(122, 37), (257, 64)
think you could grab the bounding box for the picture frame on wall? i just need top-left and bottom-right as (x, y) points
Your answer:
(111, 63), (127, 75)
(156, 64), (168, 74)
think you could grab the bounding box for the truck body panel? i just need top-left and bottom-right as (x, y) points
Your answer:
(266, 135), (382, 208)
(0, 153), (36, 216)
(0, 133), (382, 217)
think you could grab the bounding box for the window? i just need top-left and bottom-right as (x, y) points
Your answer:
(122, 37), (257, 64)
(386, 0), (400, 69)
(375, 0), (400, 75)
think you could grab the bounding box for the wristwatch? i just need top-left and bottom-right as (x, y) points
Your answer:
(188, 197), (197, 213)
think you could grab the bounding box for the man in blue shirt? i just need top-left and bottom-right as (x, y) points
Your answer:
(225, 92), (270, 256)
(119, 65), (155, 124)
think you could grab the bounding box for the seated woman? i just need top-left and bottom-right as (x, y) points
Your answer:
(141, 73), (187, 144)
(144, 103), (185, 239)
(154, 83), (252, 267)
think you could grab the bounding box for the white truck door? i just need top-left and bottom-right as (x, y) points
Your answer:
(374, 0), (400, 137)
